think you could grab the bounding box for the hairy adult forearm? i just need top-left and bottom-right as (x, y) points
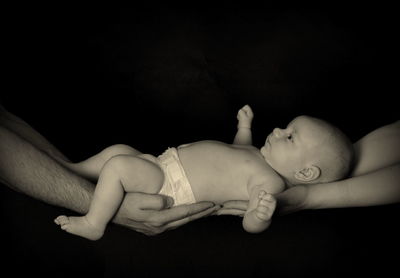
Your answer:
(309, 163), (400, 209)
(0, 126), (94, 214)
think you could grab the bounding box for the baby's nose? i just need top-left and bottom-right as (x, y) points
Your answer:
(273, 128), (284, 138)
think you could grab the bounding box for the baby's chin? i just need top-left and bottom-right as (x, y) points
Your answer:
(260, 146), (267, 158)
(260, 147), (273, 167)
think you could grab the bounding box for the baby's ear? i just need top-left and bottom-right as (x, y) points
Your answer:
(294, 165), (321, 183)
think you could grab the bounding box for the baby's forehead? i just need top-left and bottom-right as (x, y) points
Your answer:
(290, 115), (324, 128)
(291, 116), (333, 141)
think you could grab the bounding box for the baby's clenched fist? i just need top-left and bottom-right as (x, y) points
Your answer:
(237, 105), (254, 129)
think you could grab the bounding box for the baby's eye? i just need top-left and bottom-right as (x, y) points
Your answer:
(287, 135), (293, 141)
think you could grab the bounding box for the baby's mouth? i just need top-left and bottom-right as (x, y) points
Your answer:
(266, 134), (271, 145)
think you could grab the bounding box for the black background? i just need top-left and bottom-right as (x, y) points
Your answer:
(1, 5), (399, 278)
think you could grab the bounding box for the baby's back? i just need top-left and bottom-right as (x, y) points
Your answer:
(177, 140), (280, 204)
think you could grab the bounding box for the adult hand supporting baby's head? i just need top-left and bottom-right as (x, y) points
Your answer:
(113, 192), (219, 236)
(275, 185), (310, 215)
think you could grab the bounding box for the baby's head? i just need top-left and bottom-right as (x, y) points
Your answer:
(261, 115), (354, 186)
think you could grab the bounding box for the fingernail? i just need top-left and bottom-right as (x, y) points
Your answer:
(167, 197), (174, 207)
(265, 194), (273, 201)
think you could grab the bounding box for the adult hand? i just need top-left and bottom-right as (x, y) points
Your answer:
(113, 192), (220, 236)
(275, 185), (309, 215)
(216, 200), (248, 217)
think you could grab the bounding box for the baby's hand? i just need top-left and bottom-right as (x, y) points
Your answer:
(237, 105), (254, 129)
(255, 191), (276, 221)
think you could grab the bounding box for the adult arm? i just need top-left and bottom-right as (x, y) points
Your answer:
(0, 125), (94, 213)
(275, 163), (400, 214)
(277, 120), (400, 213)
(0, 108), (219, 235)
(219, 120), (400, 215)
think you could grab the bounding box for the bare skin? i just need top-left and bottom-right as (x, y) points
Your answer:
(54, 105), (351, 239)
(0, 104), (219, 236)
(219, 120), (400, 216)
(54, 141), (283, 239)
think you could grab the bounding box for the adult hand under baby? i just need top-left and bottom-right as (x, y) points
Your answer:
(113, 192), (219, 235)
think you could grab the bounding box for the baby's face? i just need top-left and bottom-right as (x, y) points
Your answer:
(261, 116), (331, 179)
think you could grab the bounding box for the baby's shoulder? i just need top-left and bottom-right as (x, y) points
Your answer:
(248, 162), (285, 193)
(251, 162), (281, 180)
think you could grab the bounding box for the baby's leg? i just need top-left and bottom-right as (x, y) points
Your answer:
(55, 155), (164, 240)
(58, 144), (142, 180)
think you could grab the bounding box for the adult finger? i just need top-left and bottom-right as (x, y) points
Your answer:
(147, 201), (216, 225)
(163, 205), (221, 231)
(221, 200), (248, 211)
(215, 208), (245, 216)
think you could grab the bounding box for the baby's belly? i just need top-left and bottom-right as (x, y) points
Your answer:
(204, 184), (250, 204)
(177, 142), (252, 204)
(189, 175), (250, 204)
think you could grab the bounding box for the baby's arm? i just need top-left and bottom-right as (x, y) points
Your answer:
(242, 179), (285, 233)
(233, 105), (254, 145)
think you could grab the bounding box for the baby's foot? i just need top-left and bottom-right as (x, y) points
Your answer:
(54, 215), (104, 241)
(255, 191), (277, 221)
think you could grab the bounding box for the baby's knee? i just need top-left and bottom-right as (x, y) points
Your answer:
(105, 155), (164, 192)
(105, 155), (160, 178)
(103, 144), (140, 159)
(105, 154), (134, 172)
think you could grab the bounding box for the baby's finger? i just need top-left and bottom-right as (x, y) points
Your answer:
(260, 193), (275, 202)
(259, 200), (276, 211)
(259, 199), (272, 207)
(237, 110), (246, 118)
(242, 105), (253, 115)
(241, 104), (251, 111)
(256, 206), (270, 213)
(256, 211), (270, 221)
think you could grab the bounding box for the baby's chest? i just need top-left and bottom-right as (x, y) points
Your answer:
(214, 161), (265, 198)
